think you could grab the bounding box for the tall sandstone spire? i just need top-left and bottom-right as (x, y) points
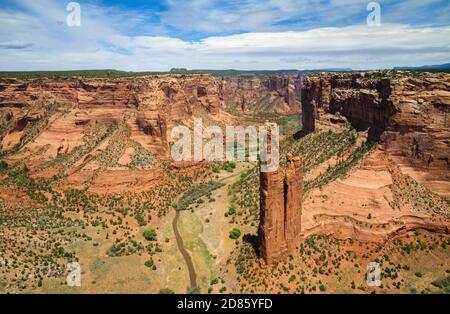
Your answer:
(258, 154), (303, 264)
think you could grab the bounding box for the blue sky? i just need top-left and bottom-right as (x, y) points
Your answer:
(0, 0), (449, 71)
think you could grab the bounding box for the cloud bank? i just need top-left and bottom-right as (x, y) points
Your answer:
(0, 0), (449, 71)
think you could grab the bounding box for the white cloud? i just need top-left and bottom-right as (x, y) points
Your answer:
(197, 25), (450, 53)
(0, 40), (34, 49)
(159, 0), (450, 33)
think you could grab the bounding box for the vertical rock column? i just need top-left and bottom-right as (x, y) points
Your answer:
(284, 155), (303, 252)
(258, 154), (304, 265)
(301, 75), (332, 133)
(301, 78), (317, 133)
(258, 168), (288, 264)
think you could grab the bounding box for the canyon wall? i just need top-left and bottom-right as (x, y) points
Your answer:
(301, 72), (450, 170)
(0, 75), (223, 156)
(0, 73), (304, 159)
(259, 154), (303, 264)
(220, 74), (302, 114)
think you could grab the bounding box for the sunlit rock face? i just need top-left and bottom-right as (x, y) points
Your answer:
(301, 72), (450, 171)
(0, 74), (224, 156)
(219, 74), (302, 114)
(259, 155), (303, 265)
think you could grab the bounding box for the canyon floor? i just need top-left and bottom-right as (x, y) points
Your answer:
(0, 71), (449, 294)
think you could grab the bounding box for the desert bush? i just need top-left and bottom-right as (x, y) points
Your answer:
(0, 161), (8, 173)
(135, 212), (146, 226)
(143, 229), (157, 241)
(159, 288), (175, 294)
(227, 204), (236, 216)
(144, 259), (155, 268)
(223, 161), (236, 172)
(187, 286), (201, 294)
(229, 228), (241, 240)
(176, 181), (224, 211)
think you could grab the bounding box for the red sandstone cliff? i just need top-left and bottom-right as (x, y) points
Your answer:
(301, 72), (450, 170)
(0, 75), (223, 156)
(220, 74), (302, 114)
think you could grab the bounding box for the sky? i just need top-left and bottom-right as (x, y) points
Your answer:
(0, 0), (449, 71)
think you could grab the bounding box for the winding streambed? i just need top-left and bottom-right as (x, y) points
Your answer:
(171, 166), (251, 290)
(172, 210), (197, 289)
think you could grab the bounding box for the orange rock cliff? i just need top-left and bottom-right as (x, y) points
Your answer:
(302, 72), (450, 170)
(219, 74), (302, 114)
(0, 75), (223, 157)
(258, 154), (304, 264)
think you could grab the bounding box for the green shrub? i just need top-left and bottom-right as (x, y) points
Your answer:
(106, 243), (126, 257)
(12, 166), (29, 182)
(229, 228), (241, 240)
(135, 212), (146, 226)
(0, 161), (8, 173)
(187, 286), (201, 294)
(144, 259), (155, 268)
(210, 278), (219, 285)
(176, 181), (224, 211)
(159, 288), (175, 294)
(143, 229), (157, 241)
(227, 204), (236, 216)
(117, 207), (128, 216)
(223, 161), (236, 172)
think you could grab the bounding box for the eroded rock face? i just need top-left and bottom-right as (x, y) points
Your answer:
(0, 75), (223, 155)
(220, 74), (302, 114)
(259, 155), (303, 264)
(301, 72), (450, 170)
(136, 112), (168, 150)
(301, 75), (331, 132)
(2, 110), (44, 151)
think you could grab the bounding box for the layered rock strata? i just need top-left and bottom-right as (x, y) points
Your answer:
(0, 75), (223, 156)
(259, 155), (303, 264)
(301, 72), (450, 170)
(220, 74), (302, 114)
